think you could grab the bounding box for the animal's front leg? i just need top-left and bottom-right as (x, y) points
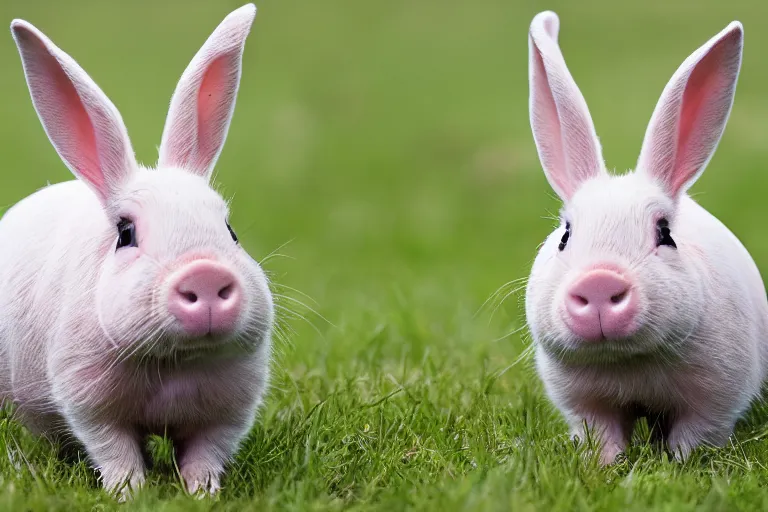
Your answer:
(665, 411), (734, 461)
(569, 405), (635, 465)
(70, 419), (145, 499)
(177, 422), (250, 496)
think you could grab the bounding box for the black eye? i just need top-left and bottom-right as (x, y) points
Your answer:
(656, 218), (676, 249)
(558, 221), (571, 251)
(116, 218), (137, 250)
(227, 221), (239, 244)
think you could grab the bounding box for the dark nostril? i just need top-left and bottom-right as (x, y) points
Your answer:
(182, 291), (198, 304)
(572, 294), (589, 306)
(610, 290), (628, 304)
(218, 284), (233, 300)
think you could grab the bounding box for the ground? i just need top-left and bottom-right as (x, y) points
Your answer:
(1, 0), (768, 510)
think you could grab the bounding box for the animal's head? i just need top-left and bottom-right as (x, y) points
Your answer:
(524, 11), (743, 362)
(11, 4), (273, 360)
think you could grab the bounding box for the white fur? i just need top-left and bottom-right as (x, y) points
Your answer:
(525, 12), (767, 463)
(3, 4), (272, 497)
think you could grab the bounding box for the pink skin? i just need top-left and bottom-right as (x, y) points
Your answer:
(168, 260), (243, 337)
(563, 268), (638, 341)
(525, 12), (768, 466)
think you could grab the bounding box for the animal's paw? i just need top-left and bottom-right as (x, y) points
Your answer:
(597, 441), (626, 466)
(181, 464), (221, 498)
(577, 443), (624, 467)
(572, 431), (626, 467)
(668, 440), (694, 462)
(665, 415), (731, 463)
(101, 469), (145, 502)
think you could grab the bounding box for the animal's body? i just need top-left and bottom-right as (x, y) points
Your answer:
(3, 4), (272, 496)
(524, 11), (767, 462)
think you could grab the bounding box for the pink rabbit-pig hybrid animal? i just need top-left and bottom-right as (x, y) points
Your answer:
(525, 11), (768, 463)
(1, 3), (273, 496)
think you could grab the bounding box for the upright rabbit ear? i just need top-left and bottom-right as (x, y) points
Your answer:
(637, 22), (743, 198)
(529, 11), (605, 202)
(11, 20), (137, 204)
(158, 4), (256, 181)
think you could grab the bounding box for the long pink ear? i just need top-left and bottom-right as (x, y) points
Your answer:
(11, 20), (136, 204)
(529, 11), (605, 202)
(637, 22), (743, 197)
(158, 4), (256, 181)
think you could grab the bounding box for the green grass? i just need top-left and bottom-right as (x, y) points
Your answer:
(2, 0), (768, 510)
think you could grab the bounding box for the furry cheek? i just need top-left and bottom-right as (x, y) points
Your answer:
(112, 246), (143, 267)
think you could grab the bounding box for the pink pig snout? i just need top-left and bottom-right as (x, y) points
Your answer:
(563, 268), (638, 341)
(167, 260), (242, 337)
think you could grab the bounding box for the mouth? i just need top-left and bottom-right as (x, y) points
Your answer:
(543, 325), (684, 367)
(145, 335), (246, 366)
(542, 337), (638, 366)
(176, 331), (236, 351)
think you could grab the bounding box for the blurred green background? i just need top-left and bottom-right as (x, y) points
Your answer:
(1, 0), (768, 508)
